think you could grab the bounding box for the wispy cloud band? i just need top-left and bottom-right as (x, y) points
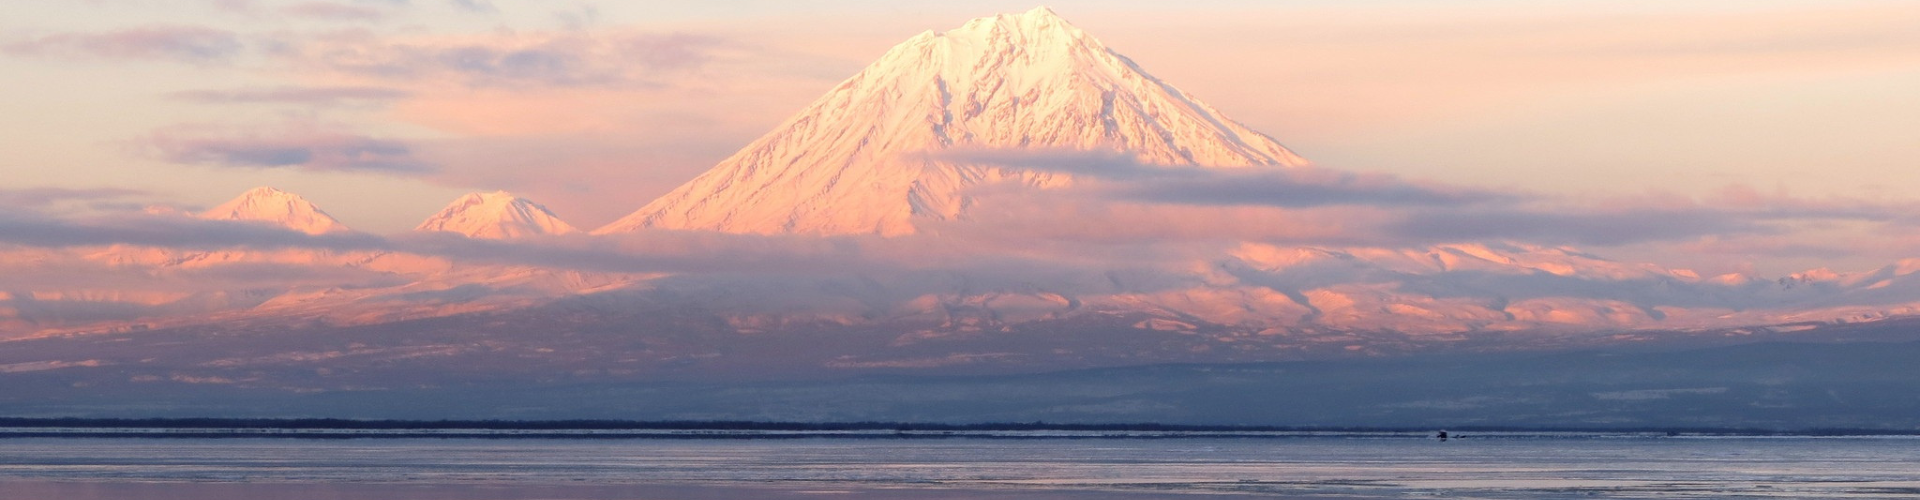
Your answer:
(3, 25), (242, 62)
(143, 123), (436, 173)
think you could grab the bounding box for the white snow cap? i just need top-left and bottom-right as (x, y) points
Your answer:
(416, 191), (578, 239)
(199, 186), (350, 235)
(596, 7), (1307, 236)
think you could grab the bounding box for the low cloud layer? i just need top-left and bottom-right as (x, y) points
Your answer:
(1380, 189), (1916, 247)
(19, 140), (1908, 282)
(0, 210), (884, 276)
(935, 149), (1915, 255)
(1388, 208), (1765, 247)
(942, 149), (1516, 209)
(9, 182), (1904, 279)
(0, 211), (389, 251)
(6, 181), (1920, 339)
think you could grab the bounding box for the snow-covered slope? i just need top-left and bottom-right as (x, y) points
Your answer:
(597, 6), (1306, 236)
(199, 186), (350, 235)
(416, 191), (578, 239)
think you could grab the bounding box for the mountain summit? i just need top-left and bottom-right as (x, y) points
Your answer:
(416, 191), (577, 239)
(199, 186), (350, 235)
(597, 7), (1307, 236)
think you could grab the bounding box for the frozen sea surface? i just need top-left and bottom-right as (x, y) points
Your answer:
(2, 435), (1918, 499)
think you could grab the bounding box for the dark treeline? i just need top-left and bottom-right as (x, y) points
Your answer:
(0, 418), (1916, 436)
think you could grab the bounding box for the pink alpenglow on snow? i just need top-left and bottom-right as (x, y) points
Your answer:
(595, 7), (1307, 237)
(416, 191), (578, 239)
(198, 186), (351, 235)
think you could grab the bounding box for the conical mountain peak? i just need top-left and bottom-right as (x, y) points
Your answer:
(951, 6), (1082, 39)
(597, 7), (1306, 236)
(417, 191), (577, 239)
(199, 186), (349, 235)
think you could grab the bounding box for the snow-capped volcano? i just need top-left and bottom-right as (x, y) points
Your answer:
(199, 186), (350, 234)
(416, 191), (578, 239)
(597, 6), (1307, 236)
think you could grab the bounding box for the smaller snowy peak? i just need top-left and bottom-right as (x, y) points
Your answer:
(415, 191), (577, 239)
(199, 187), (350, 235)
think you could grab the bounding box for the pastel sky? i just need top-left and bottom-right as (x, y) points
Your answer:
(4, 0), (1918, 276)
